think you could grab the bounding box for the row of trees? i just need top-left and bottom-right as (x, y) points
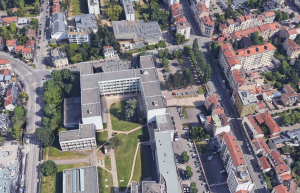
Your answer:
(190, 126), (210, 141)
(280, 110), (300, 126)
(166, 68), (195, 90)
(1, 0), (40, 16)
(9, 106), (27, 139)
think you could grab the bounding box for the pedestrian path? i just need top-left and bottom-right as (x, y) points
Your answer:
(112, 124), (146, 135)
(53, 158), (89, 165)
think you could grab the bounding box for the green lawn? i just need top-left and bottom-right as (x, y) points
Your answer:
(198, 86), (206, 94)
(110, 101), (141, 131)
(131, 145), (152, 183)
(41, 163), (89, 193)
(182, 106), (194, 119)
(134, 0), (149, 20)
(105, 155), (112, 171)
(115, 127), (149, 191)
(24, 6), (38, 17)
(96, 131), (108, 146)
(98, 167), (114, 193)
(67, 0), (88, 17)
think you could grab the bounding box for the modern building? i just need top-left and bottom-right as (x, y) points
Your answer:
(51, 48), (69, 68)
(59, 123), (96, 151)
(200, 15), (214, 37)
(22, 47), (33, 60)
(68, 28), (90, 44)
(235, 90), (258, 117)
(6, 39), (18, 53)
(0, 142), (21, 193)
(63, 97), (81, 128)
(0, 113), (10, 136)
(103, 46), (116, 58)
(121, 0), (135, 21)
(62, 166), (99, 193)
(87, 0), (100, 15)
(69, 14), (98, 33)
(227, 166), (254, 193)
(283, 39), (300, 58)
(242, 115), (264, 139)
(51, 20), (68, 40)
(112, 20), (162, 44)
(17, 17), (28, 25)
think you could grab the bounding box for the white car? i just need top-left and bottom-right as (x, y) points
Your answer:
(220, 170), (226, 173)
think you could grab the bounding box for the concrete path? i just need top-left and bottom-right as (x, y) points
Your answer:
(112, 124), (146, 135)
(110, 149), (119, 193)
(53, 158), (89, 165)
(125, 142), (141, 192)
(96, 141), (109, 151)
(98, 165), (112, 173)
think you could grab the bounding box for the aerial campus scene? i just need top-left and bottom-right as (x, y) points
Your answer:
(2, 0), (300, 192)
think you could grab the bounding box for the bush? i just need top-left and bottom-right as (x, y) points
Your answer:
(103, 123), (107, 129)
(147, 44), (155, 50)
(191, 182), (196, 188)
(138, 47), (147, 52)
(41, 160), (57, 176)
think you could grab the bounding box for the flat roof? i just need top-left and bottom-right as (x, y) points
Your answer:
(63, 166), (99, 193)
(101, 60), (131, 72)
(135, 68), (158, 83)
(81, 74), (102, 90)
(142, 81), (162, 97)
(146, 96), (165, 110)
(82, 103), (101, 118)
(140, 55), (155, 68)
(0, 142), (18, 164)
(81, 88), (99, 105)
(59, 124), (95, 142)
(154, 132), (180, 193)
(237, 90), (258, 106)
(80, 63), (94, 76)
(64, 97), (82, 125)
(156, 114), (174, 132)
(101, 70), (136, 82)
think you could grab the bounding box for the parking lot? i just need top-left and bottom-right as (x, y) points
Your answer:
(210, 0), (225, 14)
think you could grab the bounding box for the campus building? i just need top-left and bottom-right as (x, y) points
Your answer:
(234, 90), (258, 117)
(59, 123), (97, 151)
(62, 166), (99, 193)
(121, 0), (135, 21)
(63, 97), (81, 128)
(87, 0), (100, 15)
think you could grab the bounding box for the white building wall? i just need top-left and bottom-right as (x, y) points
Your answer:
(125, 13), (135, 21)
(214, 125), (231, 136)
(51, 32), (68, 40)
(68, 33), (90, 44)
(82, 116), (103, 130)
(147, 108), (167, 123)
(88, 0), (100, 15)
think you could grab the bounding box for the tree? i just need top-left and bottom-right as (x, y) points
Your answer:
(19, 91), (28, 100)
(69, 43), (80, 51)
(233, 39), (238, 51)
(143, 13), (149, 21)
(43, 104), (57, 118)
(174, 33), (185, 45)
(35, 127), (54, 148)
(34, 1), (40, 14)
(281, 114), (291, 126)
(279, 61), (291, 75)
(274, 82), (283, 88)
(191, 182), (196, 188)
(7, 9), (13, 16)
(150, 1), (159, 12)
(183, 68), (195, 87)
(31, 18), (39, 31)
(210, 43), (221, 59)
(191, 188), (198, 193)
(14, 106), (26, 116)
(108, 135), (120, 149)
(179, 58), (183, 65)
(158, 50), (164, 59)
(282, 12), (289, 21)
(70, 54), (83, 63)
(9, 124), (23, 139)
(9, 22), (17, 33)
(105, 4), (123, 21)
(173, 72), (183, 89)
(51, 70), (62, 82)
(282, 144), (291, 154)
(43, 86), (63, 106)
(184, 45), (191, 55)
(181, 151), (189, 162)
(162, 57), (169, 67)
(61, 69), (72, 80)
(275, 11), (282, 22)
(224, 6), (232, 19)
(124, 99), (138, 121)
(251, 31), (261, 45)
(41, 160), (57, 176)
(172, 50), (179, 59)
(187, 170), (193, 178)
(289, 71), (299, 87)
(0, 0), (7, 10)
(290, 12), (295, 19)
(164, 48), (169, 58)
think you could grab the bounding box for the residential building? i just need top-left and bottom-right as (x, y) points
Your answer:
(235, 90), (258, 117)
(279, 27), (300, 40)
(51, 20), (68, 40)
(70, 14), (98, 33)
(282, 177), (297, 193)
(112, 20), (162, 44)
(252, 138), (271, 155)
(200, 15), (214, 38)
(268, 150), (291, 182)
(176, 22), (191, 39)
(53, 0), (59, 4)
(17, 18), (28, 25)
(170, 3), (191, 39)
(192, 2), (209, 20)
(168, 0), (179, 7)
(3, 16), (17, 26)
(4, 83), (19, 111)
(205, 106), (230, 136)
(68, 28), (90, 44)
(295, 16), (300, 24)
(0, 113), (10, 137)
(283, 39), (300, 58)
(230, 0), (247, 10)
(87, 0), (100, 15)
(14, 45), (23, 54)
(25, 29), (36, 39)
(6, 39), (17, 52)
(227, 166), (254, 193)
(227, 69), (247, 92)
(0, 37), (4, 50)
(63, 166), (99, 193)
(52, 3), (60, 13)
(51, 48), (69, 68)
(255, 112), (282, 135)
(121, 0), (135, 21)
(204, 94), (220, 111)
(63, 97), (81, 128)
(0, 58), (11, 70)
(272, 184), (289, 193)
(271, 0), (284, 4)
(281, 84), (298, 106)
(259, 157), (272, 173)
(9, 7), (17, 15)
(26, 39), (35, 50)
(51, 12), (65, 23)
(59, 123), (96, 151)
(0, 142), (21, 193)
(103, 46), (116, 58)
(256, 102), (266, 113)
(242, 115), (264, 139)
(264, 1), (280, 12)
(21, 47), (33, 60)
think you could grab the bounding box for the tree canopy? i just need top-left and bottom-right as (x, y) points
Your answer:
(124, 99), (138, 122)
(35, 127), (54, 148)
(41, 160), (57, 176)
(105, 4), (123, 21)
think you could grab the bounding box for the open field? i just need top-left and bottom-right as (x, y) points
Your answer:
(41, 163), (89, 193)
(96, 131), (108, 146)
(115, 127), (149, 191)
(24, 6), (38, 17)
(134, 0), (149, 20)
(98, 167), (114, 193)
(131, 145), (152, 183)
(110, 101), (141, 131)
(67, 0), (88, 17)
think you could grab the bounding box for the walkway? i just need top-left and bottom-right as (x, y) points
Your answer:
(53, 158), (89, 165)
(112, 124), (146, 135)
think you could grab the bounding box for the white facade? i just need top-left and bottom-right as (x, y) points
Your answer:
(121, 0), (135, 21)
(51, 20), (68, 40)
(68, 29), (90, 44)
(204, 0), (210, 8)
(87, 0), (100, 15)
(227, 167), (254, 193)
(176, 24), (191, 39)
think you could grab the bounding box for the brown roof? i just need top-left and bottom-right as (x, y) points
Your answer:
(236, 43), (276, 57)
(284, 84), (296, 93)
(6, 39), (17, 47)
(246, 115), (263, 134)
(281, 174), (292, 181)
(202, 16), (214, 26)
(259, 157), (271, 170)
(53, 0), (60, 3)
(9, 8), (17, 13)
(223, 133), (246, 167)
(287, 27), (300, 35)
(3, 16), (17, 24)
(26, 39), (35, 48)
(217, 131), (231, 142)
(276, 163), (290, 174)
(52, 3), (60, 13)
(1, 69), (9, 75)
(22, 47), (32, 54)
(197, 3), (208, 12)
(232, 69), (246, 87)
(235, 191), (249, 193)
(257, 102), (265, 110)
(269, 22), (280, 31)
(259, 24), (271, 32)
(205, 94), (220, 107)
(262, 11), (275, 17)
(271, 150), (285, 165)
(14, 45), (24, 52)
(274, 185), (289, 193)
(261, 112), (281, 134)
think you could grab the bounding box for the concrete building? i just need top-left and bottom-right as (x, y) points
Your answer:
(242, 115), (264, 139)
(51, 48), (69, 68)
(68, 28), (90, 44)
(131, 181), (164, 193)
(51, 12), (65, 23)
(51, 20), (68, 40)
(63, 166), (99, 193)
(64, 97), (81, 128)
(101, 60), (131, 72)
(112, 20), (162, 44)
(0, 142), (21, 193)
(103, 46), (116, 58)
(283, 39), (300, 58)
(6, 39), (18, 53)
(17, 18), (27, 25)
(204, 94), (220, 111)
(121, 0), (135, 21)
(200, 15), (214, 37)
(235, 90), (258, 117)
(69, 14), (98, 33)
(87, 0), (100, 15)
(21, 47), (33, 60)
(0, 113), (10, 136)
(59, 123), (96, 151)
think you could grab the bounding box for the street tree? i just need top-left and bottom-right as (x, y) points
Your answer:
(35, 127), (54, 148)
(41, 160), (57, 176)
(181, 151), (189, 162)
(9, 124), (23, 139)
(174, 33), (185, 45)
(61, 69), (72, 80)
(164, 48), (169, 58)
(179, 58), (183, 65)
(162, 57), (169, 67)
(158, 50), (164, 59)
(108, 135), (120, 149)
(184, 45), (191, 55)
(51, 70), (62, 82)
(281, 114), (291, 126)
(191, 182), (196, 188)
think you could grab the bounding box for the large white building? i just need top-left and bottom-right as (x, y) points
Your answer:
(51, 20), (68, 40)
(68, 28), (90, 44)
(121, 0), (135, 21)
(87, 0), (100, 15)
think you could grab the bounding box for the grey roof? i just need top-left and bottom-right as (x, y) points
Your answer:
(231, 0), (247, 6)
(81, 74), (101, 89)
(112, 20), (162, 43)
(101, 70), (136, 82)
(0, 74), (4, 81)
(135, 68), (158, 83)
(51, 48), (67, 61)
(52, 20), (66, 34)
(4, 75), (11, 81)
(243, 8), (251, 15)
(63, 166), (99, 193)
(142, 81), (161, 97)
(142, 181), (162, 193)
(237, 90), (258, 106)
(121, 0), (134, 15)
(140, 55), (155, 69)
(101, 60), (131, 72)
(82, 103), (101, 118)
(18, 18), (28, 24)
(80, 63), (94, 76)
(59, 123), (95, 142)
(220, 0), (228, 8)
(154, 132), (180, 193)
(64, 97), (82, 125)
(146, 96), (165, 110)
(264, 1), (280, 11)
(73, 14), (98, 30)
(81, 88), (99, 104)
(156, 114), (174, 132)
(287, 128), (300, 139)
(52, 12), (64, 22)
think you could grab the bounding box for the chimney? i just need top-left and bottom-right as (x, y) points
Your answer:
(256, 47), (259, 52)
(264, 45), (267, 50)
(247, 50), (250, 54)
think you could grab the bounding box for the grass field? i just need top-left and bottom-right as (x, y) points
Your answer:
(67, 0), (88, 17)
(105, 155), (112, 170)
(131, 145), (152, 183)
(134, 0), (149, 20)
(115, 127), (149, 191)
(24, 6), (38, 17)
(98, 167), (114, 193)
(110, 101), (141, 131)
(41, 163), (89, 193)
(96, 131), (108, 146)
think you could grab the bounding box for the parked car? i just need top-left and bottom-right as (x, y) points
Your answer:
(190, 149), (196, 152)
(220, 170), (226, 173)
(261, 180), (266, 185)
(201, 183), (206, 185)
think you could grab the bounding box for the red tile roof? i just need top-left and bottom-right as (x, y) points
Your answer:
(259, 23), (271, 32)
(281, 174), (292, 181)
(3, 16), (17, 24)
(25, 29), (36, 37)
(52, 4), (60, 13)
(236, 43), (276, 57)
(232, 69), (246, 87)
(262, 11), (275, 17)
(103, 46), (113, 49)
(14, 45), (24, 52)
(1, 69), (9, 75)
(269, 22), (280, 31)
(223, 133), (246, 167)
(271, 151), (284, 165)
(26, 40), (34, 48)
(214, 107), (224, 115)
(255, 114), (264, 124)
(9, 8), (17, 13)
(22, 47), (32, 54)
(235, 191), (249, 193)
(274, 185), (289, 193)
(276, 163), (290, 175)
(197, 3), (208, 12)
(205, 94), (220, 107)
(0, 59), (9, 65)
(247, 115), (263, 134)
(261, 112), (281, 134)
(217, 131), (230, 142)
(284, 84), (296, 93)
(4, 95), (12, 106)
(53, 0), (59, 3)
(220, 43), (241, 67)
(257, 102), (265, 110)
(259, 157), (271, 171)
(252, 138), (271, 154)
(6, 40), (17, 47)
(170, 2), (180, 11)
(202, 16), (214, 26)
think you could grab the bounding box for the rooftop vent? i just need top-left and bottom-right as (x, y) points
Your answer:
(143, 70), (149, 75)
(153, 101), (158, 106)
(264, 45), (268, 49)
(88, 109), (93, 114)
(256, 47), (259, 52)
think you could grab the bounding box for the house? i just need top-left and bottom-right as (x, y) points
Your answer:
(51, 48), (69, 68)
(25, 29), (36, 39)
(0, 59), (11, 70)
(22, 48), (33, 60)
(51, 20), (68, 41)
(0, 113), (11, 136)
(230, 0), (248, 10)
(282, 177), (297, 193)
(26, 39), (35, 50)
(17, 18), (28, 25)
(256, 102), (266, 113)
(279, 27), (300, 40)
(259, 157), (271, 173)
(281, 84), (298, 106)
(14, 45), (24, 54)
(242, 115), (264, 139)
(268, 151), (291, 182)
(272, 184), (289, 193)
(255, 112), (282, 135)
(283, 39), (300, 58)
(4, 83), (19, 111)
(252, 138), (271, 155)
(3, 16), (17, 26)
(52, 3), (60, 13)
(6, 39), (17, 52)
(0, 37), (4, 51)
(103, 46), (116, 58)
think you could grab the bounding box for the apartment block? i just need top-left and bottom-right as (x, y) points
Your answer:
(227, 166), (254, 193)
(68, 28), (90, 44)
(259, 157), (271, 173)
(283, 39), (300, 58)
(59, 124), (97, 151)
(200, 15), (214, 38)
(69, 14), (98, 33)
(121, 0), (135, 21)
(205, 106), (230, 136)
(268, 150), (291, 183)
(242, 115), (264, 139)
(235, 90), (258, 117)
(252, 138), (271, 156)
(204, 94), (220, 111)
(170, 3), (191, 39)
(87, 0), (100, 15)
(22, 47), (33, 59)
(281, 84), (299, 106)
